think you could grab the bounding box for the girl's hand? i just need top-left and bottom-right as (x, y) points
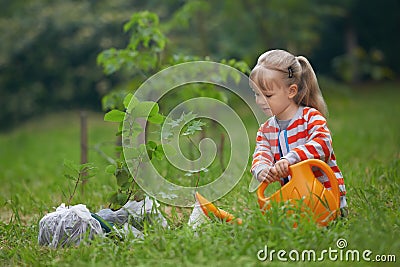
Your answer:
(274, 159), (290, 178)
(257, 167), (280, 183)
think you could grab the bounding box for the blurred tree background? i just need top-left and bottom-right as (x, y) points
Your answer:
(1, 0), (398, 129)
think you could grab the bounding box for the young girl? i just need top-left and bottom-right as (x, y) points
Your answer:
(250, 49), (347, 211)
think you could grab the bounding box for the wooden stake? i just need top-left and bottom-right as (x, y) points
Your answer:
(80, 111), (88, 192)
(80, 111), (88, 165)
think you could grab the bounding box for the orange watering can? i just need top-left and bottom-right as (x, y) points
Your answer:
(257, 159), (340, 226)
(195, 192), (243, 225)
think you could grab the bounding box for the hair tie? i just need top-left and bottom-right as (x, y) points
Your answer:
(288, 66), (293, 78)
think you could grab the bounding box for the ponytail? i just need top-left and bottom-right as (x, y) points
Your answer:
(295, 56), (328, 117)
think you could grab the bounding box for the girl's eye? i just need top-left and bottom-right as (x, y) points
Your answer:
(265, 95), (272, 98)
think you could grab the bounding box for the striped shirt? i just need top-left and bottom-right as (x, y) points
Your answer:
(251, 106), (347, 207)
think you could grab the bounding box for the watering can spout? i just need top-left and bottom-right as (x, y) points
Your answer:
(257, 159), (340, 226)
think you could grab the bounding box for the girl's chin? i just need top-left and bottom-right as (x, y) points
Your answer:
(263, 109), (273, 116)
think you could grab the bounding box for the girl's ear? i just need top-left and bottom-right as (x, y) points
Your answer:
(288, 84), (298, 99)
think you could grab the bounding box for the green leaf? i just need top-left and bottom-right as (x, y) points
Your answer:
(108, 192), (119, 205)
(138, 144), (153, 162)
(147, 149), (154, 160)
(120, 182), (131, 190)
(147, 140), (157, 150)
(63, 159), (79, 172)
(79, 163), (96, 172)
(104, 110), (126, 122)
(146, 141), (158, 160)
(148, 113), (165, 124)
(182, 112), (196, 122)
(101, 90), (127, 112)
(153, 144), (164, 160)
(64, 174), (76, 181)
(167, 119), (180, 128)
(118, 120), (124, 132)
(152, 143), (177, 160)
(116, 170), (130, 187)
(149, 103), (159, 116)
(182, 120), (206, 136)
(124, 94), (139, 111)
(117, 192), (128, 205)
(123, 93), (133, 109)
(153, 149), (164, 160)
(131, 101), (158, 118)
(105, 165), (117, 174)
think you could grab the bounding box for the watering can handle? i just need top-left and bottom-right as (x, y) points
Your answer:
(256, 178), (270, 203)
(305, 159), (340, 199)
(256, 159), (340, 202)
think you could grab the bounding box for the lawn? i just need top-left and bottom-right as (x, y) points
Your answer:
(0, 81), (399, 266)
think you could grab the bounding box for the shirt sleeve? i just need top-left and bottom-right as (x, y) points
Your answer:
(283, 109), (333, 165)
(251, 124), (275, 181)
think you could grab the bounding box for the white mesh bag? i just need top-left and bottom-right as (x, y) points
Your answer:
(188, 199), (210, 230)
(38, 203), (103, 248)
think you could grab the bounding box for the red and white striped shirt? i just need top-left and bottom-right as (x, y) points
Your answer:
(251, 106), (347, 207)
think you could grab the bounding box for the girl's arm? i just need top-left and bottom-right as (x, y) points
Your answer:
(283, 109), (333, 165)
(251, 126), (275, 182)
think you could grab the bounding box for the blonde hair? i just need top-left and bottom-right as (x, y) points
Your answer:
(250, 49), (328, 117)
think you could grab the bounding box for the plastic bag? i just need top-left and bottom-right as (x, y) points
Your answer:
(122, 196), (169, 229)
(97, 196), (169, 231)
(187, 199), (209, 230)
(38, 197), (169, 247)
(96, 208), (128, 225)
(38, 203), (103, 248)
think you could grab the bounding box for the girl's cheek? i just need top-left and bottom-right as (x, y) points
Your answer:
(256, 96), (265, 105)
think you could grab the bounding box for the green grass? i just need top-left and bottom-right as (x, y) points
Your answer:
(1, 82), (399, 266)
(0, 111), (118, 220)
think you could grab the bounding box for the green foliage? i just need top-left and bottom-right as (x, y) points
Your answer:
(162, 112), (211, 187)
(101, 90), (128, 112)
(63, 160), (98, 206)
(104, 110), (126, 122)
(332, 47), (395, 82)
(0, 0), (139, 129)
(124, 11), (166, 52)
(96, 10), (252, 207)
(162, 0), (211, 32)
(182, 119), (206, 137)
(102, 98), (209, 207)
(102, 98), (166, 207)
(97, 10), (251, 115)
(97, 11), (167, 75)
